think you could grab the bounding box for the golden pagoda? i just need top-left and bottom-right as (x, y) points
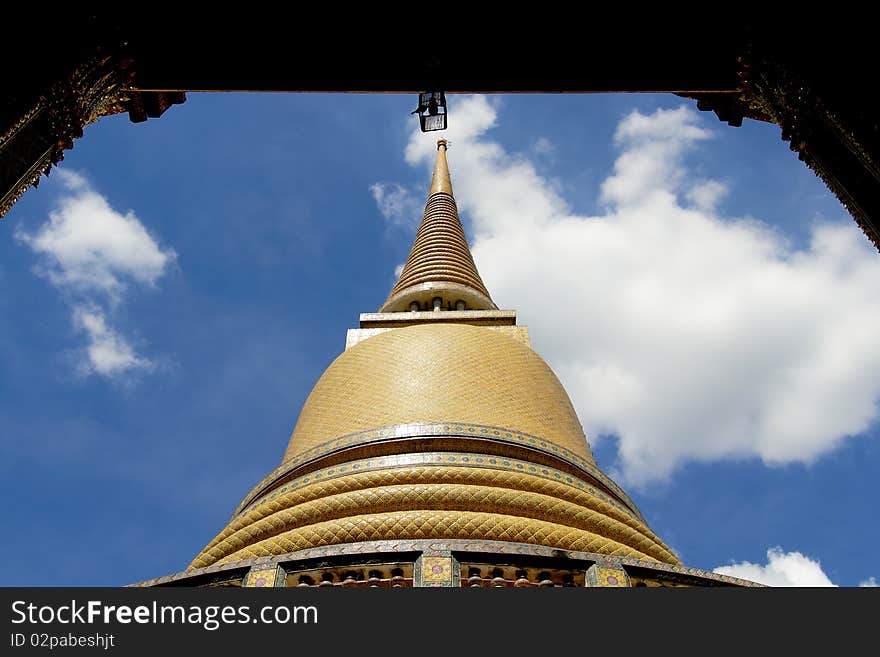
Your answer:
(138, 140), (757, 588)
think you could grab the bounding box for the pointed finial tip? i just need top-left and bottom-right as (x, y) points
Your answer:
(437, 139), (448, 150)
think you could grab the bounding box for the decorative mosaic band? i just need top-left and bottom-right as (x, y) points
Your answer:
(233, 422), (642, 522)
(133, 538), (762, 588)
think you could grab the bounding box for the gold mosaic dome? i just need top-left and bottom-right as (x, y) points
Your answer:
(188, 140), (681, 572)
(284, 323), (594, 464)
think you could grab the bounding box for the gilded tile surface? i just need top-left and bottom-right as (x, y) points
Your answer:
(284, 324), (594, 463)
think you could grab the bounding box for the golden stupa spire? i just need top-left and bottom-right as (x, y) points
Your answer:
(183, 139), (686, 578)
(378, 139), (497, 312)
(429, 137), (454, 195)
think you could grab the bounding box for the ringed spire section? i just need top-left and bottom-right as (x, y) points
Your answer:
(379, 139), (497, 313)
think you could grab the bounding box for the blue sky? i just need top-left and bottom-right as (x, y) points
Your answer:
(1, 92), (878, 587)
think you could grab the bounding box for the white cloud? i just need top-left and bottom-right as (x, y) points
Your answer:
(859, 576), (878, 587)
(533, 137), (554, 156)
(16, 170), (173, 379)
(370, 182), (421, 228)
(714, 547), (836, 586)
(73, 306), (152, 376)
(600, 107), (713, 209)
(400, 96), (880, 486)
(686, 180), (728, 212)
(16, 169), (174, 299)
